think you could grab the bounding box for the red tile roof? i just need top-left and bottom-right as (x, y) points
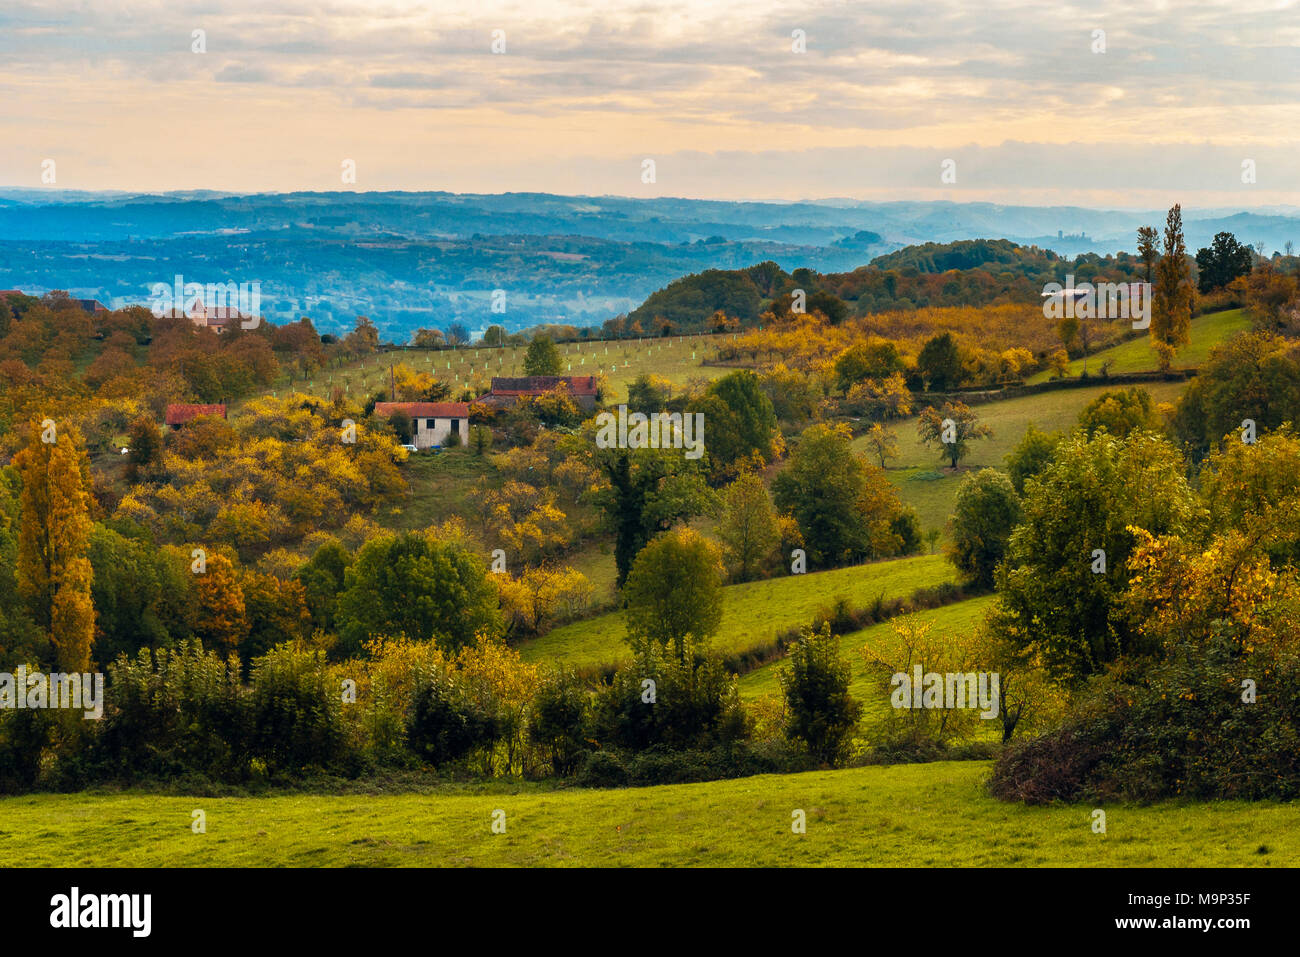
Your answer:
(374, 402), (470, 418)
(165, 403), (227, 426)
(488, 375), (598, 396)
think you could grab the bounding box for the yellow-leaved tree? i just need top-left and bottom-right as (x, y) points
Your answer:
(15, 418), (95, 671)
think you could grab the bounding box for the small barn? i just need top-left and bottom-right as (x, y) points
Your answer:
(374, 401), (470, 449)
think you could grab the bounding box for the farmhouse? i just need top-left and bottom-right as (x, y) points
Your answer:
(165, 403), (227, 430)
(185, 296), (250, 334)
(374, 401), (470, 449)
(477, 375), (599, 411)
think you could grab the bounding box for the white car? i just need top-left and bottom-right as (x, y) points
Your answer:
(400, 443), (419, 453)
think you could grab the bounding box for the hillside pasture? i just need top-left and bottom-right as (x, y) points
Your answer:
(517, 553), (958, 671)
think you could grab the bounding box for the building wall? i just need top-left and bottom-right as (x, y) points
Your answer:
(413, 415), (466, 449)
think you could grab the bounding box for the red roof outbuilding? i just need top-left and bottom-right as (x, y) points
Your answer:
(373, 402), (470, 418)
(165, 403), (227, 426)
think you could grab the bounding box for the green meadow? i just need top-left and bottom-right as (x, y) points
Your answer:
(738, 594), (997, 702)
(1026, 308), (1249, 383)
(517, 553), (958, 671)
(866, 380), (1188, 533)
(4, 760), (1294, 867)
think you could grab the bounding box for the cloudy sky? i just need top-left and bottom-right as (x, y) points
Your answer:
(2, 0), (1298, 206)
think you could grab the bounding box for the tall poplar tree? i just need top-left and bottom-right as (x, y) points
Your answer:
(1151, 205), (1193, 370)
(15, 419), (95, 671)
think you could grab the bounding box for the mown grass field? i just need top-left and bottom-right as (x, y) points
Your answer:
(866, 380), (1188, 533)
(279, 333), (729, 405)
(518, 553), (957, 671)
(1025, 308), (1249, 383)
(4, 760), (1294, 867)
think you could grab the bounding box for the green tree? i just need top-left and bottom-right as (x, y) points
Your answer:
(688, 369), (781, 480)
(916, 332), (963, 391)
(577, 429), (715, 586)
(1170, 332), (1300, 457)
(527, 670), (591, 776)
(946, 469), (1021, 589)
(336, 532), (502, 656)
(523, 335), (563, 376)
(771, 423), (870, 567)
(779, 622), (861, 766)
(1136, 225), (1159, 283)
(296, 538), (351, 636)
(993, 430), (1201, 681)
(1078, 387), (1156, 438)
(623, 527), (725, 660)
(1003, 425), (1059, 495)
(87, 525), (172, 663)
(1195, 231), (1254, 293)
(716, 471), (781, 582)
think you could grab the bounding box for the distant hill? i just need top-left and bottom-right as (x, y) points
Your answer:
(624, 240), (1152, 333)
(0, 189), (1295, 337)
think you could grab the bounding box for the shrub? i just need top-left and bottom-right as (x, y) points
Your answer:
(96, 642), (247, 781)
(248, 643), (346, 774)
(527, 671), (591, 776)
(779, 623), (861, 766)
(406, 671), (501, 769)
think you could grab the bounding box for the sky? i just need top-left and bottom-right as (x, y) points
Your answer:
(2, 0), (1299, 206)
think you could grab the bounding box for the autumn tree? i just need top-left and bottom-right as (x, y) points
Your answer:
(1233, 262), (1299, 331)
(863, 423), (899, 468)
(192, 552), (249, 657)
(846, 372), (913, 421)
(917, 401), (991, 469)
(0, 467), (40, 663)
(14, 420), (95, 671)
(125, 415), (162, 480)
(1151, 204), (1194, 370)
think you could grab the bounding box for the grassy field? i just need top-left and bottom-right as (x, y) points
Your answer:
(737, 594), (997, 703)
(4, 760), (1294, 867)
(518, 553), (957, 670)
(1026, 308), (1249, 383)
(864, 380), (1188, 533)
(279, 333), (730, 405)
